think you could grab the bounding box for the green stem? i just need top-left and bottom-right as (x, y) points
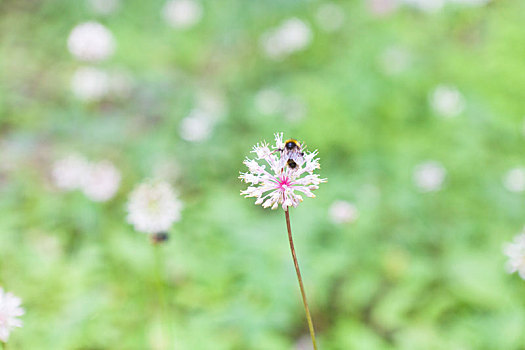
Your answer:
(285, 209), (318, 350)
(153, 243), (169, 349)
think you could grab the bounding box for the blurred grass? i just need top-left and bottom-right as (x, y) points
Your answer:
(1, 0), (525, 349)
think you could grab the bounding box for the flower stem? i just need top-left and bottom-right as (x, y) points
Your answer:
(153, 243), (169, 349)
(285, 209), (318, 350)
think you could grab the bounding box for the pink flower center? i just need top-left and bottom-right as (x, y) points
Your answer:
(277, 176), (292, 191)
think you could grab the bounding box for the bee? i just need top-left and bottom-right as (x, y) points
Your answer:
(284, 139), (301, 152)
(281, 139), (304, 157)
(287, 159), (297, 169)
(280, 139), (304, 170)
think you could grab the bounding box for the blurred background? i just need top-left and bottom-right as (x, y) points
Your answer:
(1, 0), (525, 348)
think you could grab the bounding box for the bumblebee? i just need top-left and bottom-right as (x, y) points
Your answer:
(281, 139), (304, 157)
(279, 138), (304, 170)
(284, 139), (301, 152)
(287, 159), (297, 169)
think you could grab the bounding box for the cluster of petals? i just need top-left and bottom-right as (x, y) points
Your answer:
(503, 231), (525, 279)
(67, 21), (115, 62)
(240, 133), (326, 210)
(126, 181), (183, 234)
(0, 288), (24, 342)
(52, 155), (120, 202)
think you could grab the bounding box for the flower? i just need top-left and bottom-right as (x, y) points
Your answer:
(378, 46), (412, 76)
(179, 109), (214, 142)
(89, 0), (120, 15)
(429, 84), (465, 118)
(367, 0), (398, 16)
(260, 18), (312, 60)
(503, 231), (525, 279)
(52, 154), (90, 190)
(503, 168), (525, 193)
(67, 21), (115, 62)
(126, 182), (183, 234)
(329, 200), (359, 224)
(0, 288), (24, 342)
(315, 3), (345, 32)
(413, 161), (446, 192)
(240, 133), (326, 210)
(162, 0), (203, 29)
(71, 66), (110, 102)
(402, 0), (445, 12)
(82, 160), (121, 202)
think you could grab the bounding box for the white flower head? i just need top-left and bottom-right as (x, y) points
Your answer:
(240, 133), (326, 211)
(367, 0), (398, 16)
(413, 161), (446, 192)
(315, 3), (345, 32)
(52, 154), (90, 190)
(402, 0), (445, 13)
(81, 160), (121, 202)
(179, 109), (214, 142)
(503, 230), (525, 279)
(71, 66), (110, 102)
(67, 21), (115, 62)
(89, 0), (120, 15)
(329, 200), (359, 224)
(448, 0), (490, 6)
(260, 18), (312, 60)
(126, 181), (183, 234)
(0, 288), (24, 342)
(163, 0), (203, 29)
(503, 168), (525, 193)
(378, 46), (412, 76)
(295, 334), (314, 350)
(196, 89), (227, 121)
(254, 88), (285, 115)
(429, 84), (465, 118)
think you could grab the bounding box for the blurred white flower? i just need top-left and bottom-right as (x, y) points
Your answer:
(163, 0), (203, 29)
(240, 133), (326, 210)
(179, 109), (214, 142)
(503, 168), (525, 193)
(429, 85), (465, 118)
(67, 21), (115, 62)
(196, 89), (227, 121)
(413, 161), (446, 192)
(71, 66), (110, 102)
(283, 97), (307, 122)
(503, 231), (525, 279)
(254, 88), (307, 121)
(89, 0), (120, 15)
(329, 200), (359, 224)
(367, 0), (398, 16)
(378, 46), (412, 75)
(448, 0), (490, 6)
(52, 154), (90, 190)
(315, 3), (345, 32)
(402, 0), (445, 12)
(127, 182), (183, 234)
(0, 288), (24, 343)
(295, 334), (314, 350)
(82, 160), (121, 202)
(261, 18), (312, 60)
(254, 88), (285, 115)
